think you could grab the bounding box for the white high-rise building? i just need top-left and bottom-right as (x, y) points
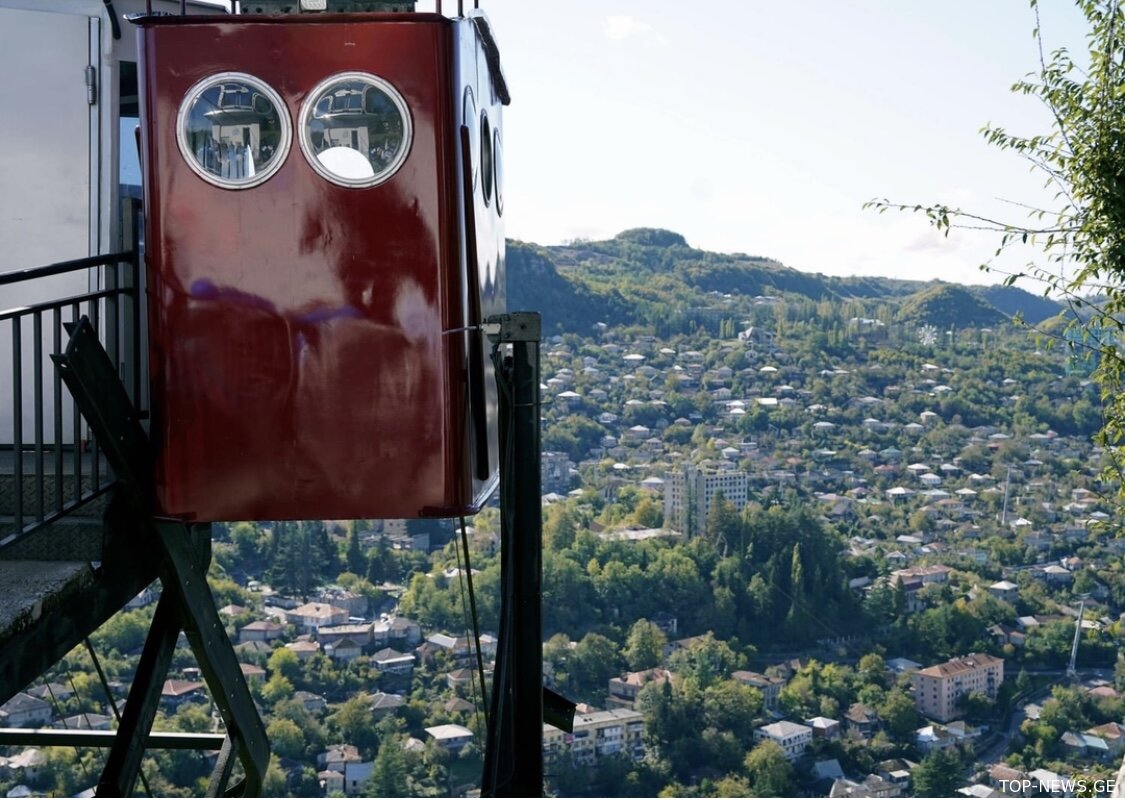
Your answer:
(663, 465), (749, 537)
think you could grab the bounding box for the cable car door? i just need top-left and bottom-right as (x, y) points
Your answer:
(0, 6), (99, 444)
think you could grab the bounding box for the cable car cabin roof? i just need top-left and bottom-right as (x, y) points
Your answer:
(132, 11), (510, 105)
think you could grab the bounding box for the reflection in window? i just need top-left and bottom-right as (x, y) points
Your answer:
(300, 72), (411, 187)
(177, 72), (290, 189)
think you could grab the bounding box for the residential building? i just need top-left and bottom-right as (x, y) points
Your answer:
(1085, 722), (1125, 756)
(287, 602), (348, 630)
(446, 668), (475, 692)
(344, 761), (373, 797)
(732, 671), (784, 711)
(160, 680), (206, 706)
(607, 668), (674, 709)
(54, 713), (112, 731)
(916, 722), (983, 754)
(542, 451), (572, 494)
(0, 693), (51, 728)
(424, 724), (473, 751)
(382, 616), (422, 646)
(806, 716), (841, 739)
(913, 654), (1004, 722)
(663, 464), (749, 536)
(285, 639), (321, 660)
(755, 720), (813, 760)
(318, 769), (344, 796)
(310, 588), (369, 618)
(293, 691), (328, 715)
(829, 775), (902, 798)
(370, 692), (406, 719)
(561, 707), (646, 765)
(325, 637), (363, 662)
(371, 648), (415, 676)
(318, 744), (361, 773)
(315, 623), (374, 650)
(424, 632), (472, 659)
(988, 580), (1020, 605)
(844, 703), (881, 739)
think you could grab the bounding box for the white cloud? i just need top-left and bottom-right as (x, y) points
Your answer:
(603, 14), (661, 43)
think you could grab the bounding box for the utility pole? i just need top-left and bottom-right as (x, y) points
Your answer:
(1067, 599), (1085, 680)
(1000, 465), (1013, 526)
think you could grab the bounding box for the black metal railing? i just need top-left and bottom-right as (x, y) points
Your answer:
(0, 218), (142, 551)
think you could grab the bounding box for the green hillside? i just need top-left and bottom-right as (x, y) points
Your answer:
(506, 241), (631, 334)
(975, 284), (1063, 323)
(506, 229), (1047, 334)
(896, 283), (1009, 327)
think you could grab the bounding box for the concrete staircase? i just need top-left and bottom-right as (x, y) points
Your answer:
(0, 448), (113, 701)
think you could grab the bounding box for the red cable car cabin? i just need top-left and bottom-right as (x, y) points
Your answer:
(136, 8), (506, 521)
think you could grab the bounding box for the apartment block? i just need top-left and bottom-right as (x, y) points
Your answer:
(543, 707), (645, 766)
(913, 653), (1004, 722)
(663, 465), (749, 536)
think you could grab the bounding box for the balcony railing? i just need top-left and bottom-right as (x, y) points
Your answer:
(0, 211), (142, 551)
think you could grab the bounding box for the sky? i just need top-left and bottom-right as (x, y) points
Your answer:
(413, 0), (1091, 288)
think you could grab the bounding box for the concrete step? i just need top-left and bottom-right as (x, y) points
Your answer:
(0, 560), (98, 646)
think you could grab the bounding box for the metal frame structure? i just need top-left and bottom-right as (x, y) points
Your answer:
(481, 311), (554, 797)
(50, 316), (269, 796)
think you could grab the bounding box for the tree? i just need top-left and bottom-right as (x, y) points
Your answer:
(743, 740), (794, 797)
(891, 576), (907, 621)
(230, 521), (262, 563)
(857, 653), (887, 687)
(637, 679), (705, 778)
(869, 1), (1125, 512)
(913, 749), (964, 797)
(569, 633), (621, 695)
(267, 718), (306, 758)
(346, 522), (366, 575)
(710, 775), (754, 798)
(365, 735), (411, 797)
(704, 491), (740, 555)
(702, 680), (762, 742)
(624, 619), (667, 671)
(667, 633), (740, 689)
(261, 672), (294, 705)
(877, 689), (920, 744)
(327, 693), (377, 754)
(267, 647), (300, 680)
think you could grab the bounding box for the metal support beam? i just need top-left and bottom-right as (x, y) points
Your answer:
(157, 521), (269, 797)
(207, 735), (241, 798)
(97, 594), (181, 798)
(0, 730), (226, 751)
(481, 312), (543, 797)
(52, 317), (269, 797)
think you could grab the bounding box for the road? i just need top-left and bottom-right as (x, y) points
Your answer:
(975, 668), (1113, 766)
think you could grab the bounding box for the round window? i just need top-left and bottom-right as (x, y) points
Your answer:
(480, 112), (493, 207)
(299, 72), (412, 188)
(177, 72), (291, 189)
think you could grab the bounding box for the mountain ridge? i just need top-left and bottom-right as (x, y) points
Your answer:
(507, 228), (1062, 334)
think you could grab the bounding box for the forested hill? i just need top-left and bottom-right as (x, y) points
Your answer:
(506, 228), (1063, 334)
